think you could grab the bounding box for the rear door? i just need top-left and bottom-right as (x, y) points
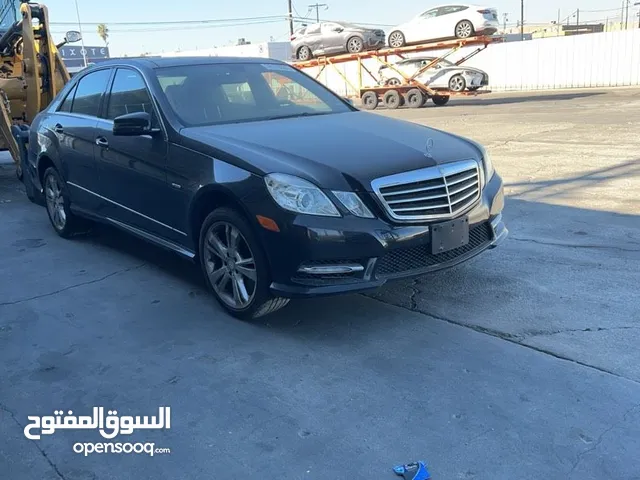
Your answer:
(303, 23), (324, 55)
(93, 67), (173, 238)
(50, 68), (113, 210)
(436, 5), (470, 38)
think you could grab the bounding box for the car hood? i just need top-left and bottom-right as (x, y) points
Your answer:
(179, 111), (482, 192)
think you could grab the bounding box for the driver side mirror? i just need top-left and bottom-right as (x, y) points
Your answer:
(113, 112), (158, 136)
(333, 27), (344, 32)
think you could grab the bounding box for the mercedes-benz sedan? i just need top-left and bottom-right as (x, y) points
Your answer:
(23, 56), (508, 320)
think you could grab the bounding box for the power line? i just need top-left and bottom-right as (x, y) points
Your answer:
(308, 3), (328, 23)
(50, 14), (298, 26)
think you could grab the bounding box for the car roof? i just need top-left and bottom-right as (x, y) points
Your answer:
(85, 56), (285, 69)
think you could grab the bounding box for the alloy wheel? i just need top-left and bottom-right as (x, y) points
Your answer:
(204, 222), (258, 310)
(456, 21), (473, 38)
(449, 75), (466, 92)
(347, 37), (363, 53)
(389, 32), (404, 48)
(45, 173), (66, 231)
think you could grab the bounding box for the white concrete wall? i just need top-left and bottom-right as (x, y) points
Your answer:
(297, 27), (640, 96)
(159, 42), (292, 62)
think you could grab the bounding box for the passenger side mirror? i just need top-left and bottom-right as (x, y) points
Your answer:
(113, 112), (157, 136)
(333, 27), (344, 32)
(65, 30), (82, 43)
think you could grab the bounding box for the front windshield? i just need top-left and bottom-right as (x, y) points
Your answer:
(155, 62), (353, 127)
(0, 0), (20, 34)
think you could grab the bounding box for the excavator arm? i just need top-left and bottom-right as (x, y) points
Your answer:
(0, 0), (81, 176)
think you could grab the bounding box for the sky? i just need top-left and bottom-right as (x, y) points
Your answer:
(41, 0), (637, 57)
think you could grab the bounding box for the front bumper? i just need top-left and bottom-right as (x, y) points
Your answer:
(258, 172), (507, 299)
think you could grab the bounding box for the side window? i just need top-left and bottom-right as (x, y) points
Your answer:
(306, 24), (321, 35)
(420, 8), (439, 19)
(261, 71), (331, 112)
(321, 22), (339, 33)
(58, 84), (78, 112)
(105, 68), (157, 126)
(70, 69), (111, 117)
(439, 6), (466, 15)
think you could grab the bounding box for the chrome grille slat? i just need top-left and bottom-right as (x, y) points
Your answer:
(371, 160), (481, 222)
(387, 191), (449, 205)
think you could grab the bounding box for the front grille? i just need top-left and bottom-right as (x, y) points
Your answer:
(371, 160), (481, 222)
(375, 223), (492, 279)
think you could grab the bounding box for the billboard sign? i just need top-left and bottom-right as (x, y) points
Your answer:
(60, 45), (110, 68)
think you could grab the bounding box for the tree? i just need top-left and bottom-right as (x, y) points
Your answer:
(97, 23), (109, 46)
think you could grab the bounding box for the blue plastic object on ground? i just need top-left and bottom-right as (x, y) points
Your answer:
(393, 461), (431, 480)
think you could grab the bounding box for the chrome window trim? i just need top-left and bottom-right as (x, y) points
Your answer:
(370, 159), (482, 222)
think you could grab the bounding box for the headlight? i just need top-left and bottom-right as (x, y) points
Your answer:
(332, 191), (375, 218)
(264, 173), (340, 217)
(481, 147), (495, 181)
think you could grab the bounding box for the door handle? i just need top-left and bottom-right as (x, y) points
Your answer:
(95, 137), (109, 148)
(53, 124), (63, 133)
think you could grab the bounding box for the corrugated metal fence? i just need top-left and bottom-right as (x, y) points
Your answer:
(301, 28), (640, 95)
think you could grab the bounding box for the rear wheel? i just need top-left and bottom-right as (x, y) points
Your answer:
(346, 36), (364, 53)
(199, 207), (290, 321)
(42, 167), (90, 238)
(405, 88), (424, 108)
(383, 90), (402, 109)
(455, 20), (475, 38)
(388, 30), (406, 48)
(386, 77), (402, 86)
(297, 45), (312, 61)
(361, 91), (379, 110)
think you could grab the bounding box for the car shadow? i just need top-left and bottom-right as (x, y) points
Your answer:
(368, 90), (608, 110)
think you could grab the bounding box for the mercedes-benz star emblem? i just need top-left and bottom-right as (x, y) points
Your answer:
(425, 138), (435, 157)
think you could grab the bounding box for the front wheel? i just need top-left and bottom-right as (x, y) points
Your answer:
(199, 207), (290, 321)
(346, 36), (364, 53)
(432, 95), (450, 106)
(449, 74), (466, 92)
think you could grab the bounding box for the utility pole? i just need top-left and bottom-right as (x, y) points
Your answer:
(625, 0), (630, 29)
(308, 3), (328, 23)
(520, 0), (524, 40)
(576, 9), (580, 28)
(73, 0), (88, 68)
(502, 13), (508, 33)
(557, 9), (561, 35)
(288, 0), (294, 36)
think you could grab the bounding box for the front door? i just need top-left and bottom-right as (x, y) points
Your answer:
(93, 67), (174, 239)
(320, 22), (345, 54)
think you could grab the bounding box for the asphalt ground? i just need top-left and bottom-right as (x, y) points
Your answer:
(1, 87), (639, 480)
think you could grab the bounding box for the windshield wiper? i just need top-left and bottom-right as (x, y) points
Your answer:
(263, 112), (331, 121)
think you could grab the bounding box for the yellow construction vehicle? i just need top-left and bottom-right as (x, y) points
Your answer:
(0, 0), (81, 181)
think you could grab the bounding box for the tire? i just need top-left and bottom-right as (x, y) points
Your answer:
(346, 36), (364, 53)
(15, 163), (23, 181)
(361, 91), (379, 110)
(432, 95), (450, 106)
(388, 30), (406, 48)
(448, 74), (466, 92)
(468, 86), (481, 92)
(23, 164), (44, 205)
(198, 207), (290, 321)
(405, 88), (424, 108)
(386, 77), (402, 86)
(297, 45), (312, 61)
(455, 20), (475, 39)
(42, 166), (90, 238)
(383, 90), (402, 109)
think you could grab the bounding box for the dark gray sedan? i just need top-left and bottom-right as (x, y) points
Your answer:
(291, 21), (385, 61)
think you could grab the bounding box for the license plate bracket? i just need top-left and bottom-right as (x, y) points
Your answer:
(431, 217), (470, 254)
